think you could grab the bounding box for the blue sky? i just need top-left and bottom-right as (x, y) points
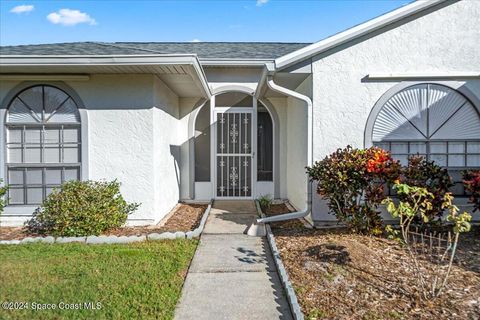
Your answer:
(1, 0), (412, 46)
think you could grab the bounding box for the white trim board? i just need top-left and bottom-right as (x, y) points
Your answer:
(275, 0), (453, 70)
(364, 72), (480, 81)
(0, 74), (90, 81)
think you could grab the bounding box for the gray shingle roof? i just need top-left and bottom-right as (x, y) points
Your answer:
(0, 42), (310, 60)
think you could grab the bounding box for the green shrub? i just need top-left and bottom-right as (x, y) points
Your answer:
(0, 179), (8, 214)
(401, 156), (453, 221)
(306, 146), (401, 234)
(27, 180), (140, 237)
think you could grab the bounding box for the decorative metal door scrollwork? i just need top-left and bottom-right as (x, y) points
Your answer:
(216, 112), (252, 197)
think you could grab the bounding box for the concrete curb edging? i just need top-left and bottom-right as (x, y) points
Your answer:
(0, 201), (213, 245)
(185, 200), (212, 239)
(255, 200), (305, 320)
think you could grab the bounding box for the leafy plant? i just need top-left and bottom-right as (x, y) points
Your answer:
(383, 183), (471, 300)
(0, 179), (8, 215)
(306, 146), (401, 234)
(27, 180), (140, 237)
(384, 184), (435, 242)
(257, 194), (273, 212)
(401, 156), (453, 221)
(463, 169), (480, 212)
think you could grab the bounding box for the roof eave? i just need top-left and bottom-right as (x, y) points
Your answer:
(200, 59), (275, 67)
(0, 54), (212, 98)
(275, 0), (453, 70)
(0, 54), (199, 65)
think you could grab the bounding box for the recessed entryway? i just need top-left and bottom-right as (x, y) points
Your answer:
(192, 89), (277, 200)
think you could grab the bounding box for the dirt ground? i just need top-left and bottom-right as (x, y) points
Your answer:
(273, 226), (480, 320)
(0, 203), (208, 240)
(264, 205), (480, 319)
(264, 203), (310, 229)
(264, 203), (293, 215)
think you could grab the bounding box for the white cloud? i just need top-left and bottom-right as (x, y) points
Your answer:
(190, 39), (201, 43)
(10, 4), (34, 14)
(47, 9), (96, 26)
(256, 0), (269, 6)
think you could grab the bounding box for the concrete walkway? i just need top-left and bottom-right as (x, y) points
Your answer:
(174, 201), (293, 320)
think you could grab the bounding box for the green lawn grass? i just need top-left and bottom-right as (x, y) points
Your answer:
(0, 240), (197, 320)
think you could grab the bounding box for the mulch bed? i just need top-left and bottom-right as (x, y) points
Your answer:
(0, 203), (208, 240)
(264, 203), (307, 229)
(263, 204), (480, 319)
(273, 224), (480, 320)
(264, 203), (293, 215)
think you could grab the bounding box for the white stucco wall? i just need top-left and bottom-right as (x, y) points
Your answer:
(178, 97), (205, 200)
(0, 74), (183, 226)
(76, 75), (157, 225)
(265, 97), (288, 199)
(0, 82), (18, 101)
(286, 77), (311, 211)
(152, 76), (183, 225)
(310, 0), (480, 222)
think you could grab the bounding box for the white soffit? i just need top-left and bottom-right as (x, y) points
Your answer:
(275, 0), (451, 70)
(0, 55), (212, 98)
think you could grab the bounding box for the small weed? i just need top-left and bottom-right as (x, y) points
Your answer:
(308, 307), (328, 320)
(257, 194), (273, 212)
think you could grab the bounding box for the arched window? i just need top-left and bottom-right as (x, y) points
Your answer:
(5, 85), (81, 205)
(371, 84), (480, 195)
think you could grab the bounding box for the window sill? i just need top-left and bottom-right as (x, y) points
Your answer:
(2, 205), (39, 216)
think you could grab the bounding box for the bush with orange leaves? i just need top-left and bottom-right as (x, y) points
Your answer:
(307, 146), (401, 234)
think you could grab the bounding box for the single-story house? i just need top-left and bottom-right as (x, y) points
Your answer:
(0, 0), (479, 226)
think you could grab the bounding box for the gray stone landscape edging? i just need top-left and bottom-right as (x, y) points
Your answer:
(0, 201), (213, 245)
(256, 200), (305, 320)
(185, 200), (212, 239)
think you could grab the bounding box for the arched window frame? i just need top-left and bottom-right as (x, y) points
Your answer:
(1, 82), (88, 207)
(365, 82), (480, 196)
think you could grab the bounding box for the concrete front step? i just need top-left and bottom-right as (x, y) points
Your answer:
(210, 200), (257, 214)
(203, 210), (257, 234)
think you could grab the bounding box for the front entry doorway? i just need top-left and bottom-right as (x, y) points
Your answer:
(193, 89), (276, 201)
(214, 108), (254, 198)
